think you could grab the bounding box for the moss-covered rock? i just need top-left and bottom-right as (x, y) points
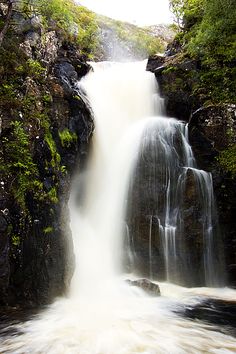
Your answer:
(0, 6), (93, 306)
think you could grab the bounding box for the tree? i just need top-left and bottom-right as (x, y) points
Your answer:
(169, 0), (185, 29)
(0, 0), (16, 45)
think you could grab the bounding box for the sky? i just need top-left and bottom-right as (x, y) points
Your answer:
(76, 0), (173, 26)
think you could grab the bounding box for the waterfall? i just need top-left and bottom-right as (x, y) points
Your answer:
(70, 60), (224, 289)
(69, 61), (160, 296)
(1, 61), (233, 354)
(128, 115), (224, 286)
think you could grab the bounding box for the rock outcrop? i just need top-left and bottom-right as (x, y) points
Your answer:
(126, 279), (161, 296)
(146, 55), (236, 287)
(0, 17), (93, 307)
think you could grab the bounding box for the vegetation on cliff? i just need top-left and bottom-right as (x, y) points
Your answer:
(170, 0), (236, 104)
(0, 0), (97, 216)
(168, 0), (236, 177)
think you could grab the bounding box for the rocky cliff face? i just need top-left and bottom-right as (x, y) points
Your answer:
(0, 16), (93, 307)
(146, 55), (236, 287)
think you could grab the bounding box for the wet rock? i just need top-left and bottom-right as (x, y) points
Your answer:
(41, 31), (59, 66)
(146, 55), (165, 72)
(127, 279), (161, 296)
(189, 104), (236, 287)
(0, 33), (93, 307)
(146, 57), (200, 121)
(189, 104), (236, 169)
(24, 31), (41, 47)
(17, 15), (42, 34)
(165, 39), (182, 57)
(179, 298), (236, 336)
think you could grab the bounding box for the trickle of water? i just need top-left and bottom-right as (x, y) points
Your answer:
(128, 116), (224, 286)
(149, 215), (153, 279)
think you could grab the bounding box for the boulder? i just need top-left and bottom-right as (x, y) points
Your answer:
(127, 279), (161, 296)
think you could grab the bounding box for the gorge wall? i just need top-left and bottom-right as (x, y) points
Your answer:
(1, 3), (236, 309)
(0, 15), (93, 307)
(146, 54), (236, 286)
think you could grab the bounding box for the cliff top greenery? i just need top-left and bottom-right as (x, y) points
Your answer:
(170, 0), (236, 104)
(97, 15), (174, 57)
(0, 0), (169, 58)
(0, 0), (99, 57)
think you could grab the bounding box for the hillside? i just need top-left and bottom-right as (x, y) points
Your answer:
(96, 15), (176, 60)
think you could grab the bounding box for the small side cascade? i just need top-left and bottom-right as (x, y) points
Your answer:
(149, 215), (153, 279)
(128, 116), (225, 287)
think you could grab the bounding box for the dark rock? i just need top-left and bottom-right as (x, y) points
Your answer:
(17, 16), (42, 34)
(179, 298), (236, 336)
(146, 55), (165, 73)
(147, 57), (200, 121)
(189, 104), (236, 287)
(165, 39), (182, 57)
(189, 105), (236, 169)
(126, 278), (161, 296)
(0, 34), (93, 307)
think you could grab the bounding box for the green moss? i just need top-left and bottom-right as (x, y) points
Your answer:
(162, 66), (178, 74)
(59, 128), (77, 148)
(1, 121), (43, 210)
(43, 94), (53, 104)
(26, 59), (46, 81)
(45, 131), (61, 169)
(11, 235), (21, 246)
(43, 226), (54, 234)
(218, 144), (236, 178)
(47, 187), (59, 204)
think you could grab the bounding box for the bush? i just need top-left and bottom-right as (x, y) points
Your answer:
(218, 145), (236, 178)
(35, 0), (99, 56)
(170, 0), (236, 104)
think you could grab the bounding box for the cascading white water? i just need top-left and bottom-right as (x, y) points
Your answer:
(69, 61), (161, 297)
(1, 61), (235, 354)
(127, 113), (224, 286)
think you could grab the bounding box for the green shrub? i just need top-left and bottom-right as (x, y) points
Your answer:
(170, 0), (236, 104)
(35, 0), (99, 56)
(218, 145), (236, 178)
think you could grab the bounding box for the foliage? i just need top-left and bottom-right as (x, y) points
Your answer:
(33, 0), (99, 56)
(11, 234), (21, 246)
(169, 0), (205, 29)
(0, 37), (61, 211)
(170, 0), (236, 104)
(0, 121), (42, 209)
(43, 226), (54, 234)
(46, 187), (59, 204)
(45, 130), (61, 169)
(59, 128), (77, 148)
(26, 59), (46, 80)
(218, 145), (236, 178)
